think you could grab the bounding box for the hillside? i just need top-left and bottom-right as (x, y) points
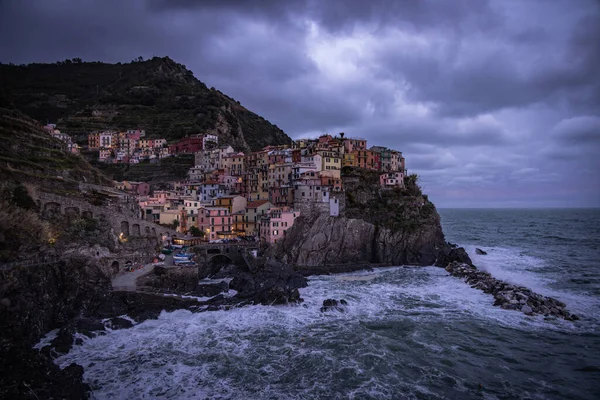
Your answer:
(0, 57), (292, 151)
(0, 108), (112, 194)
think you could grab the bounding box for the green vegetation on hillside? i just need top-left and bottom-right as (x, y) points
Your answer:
(91, 154), (194, 182)
(0, 108), (112, 194)
(342, 167), (436, 232)
(0, 57), (292, 151)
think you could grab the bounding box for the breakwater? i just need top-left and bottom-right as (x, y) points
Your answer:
(445, 261), (579, 321)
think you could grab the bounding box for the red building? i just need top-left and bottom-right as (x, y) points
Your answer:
(169, 136), (203, 155)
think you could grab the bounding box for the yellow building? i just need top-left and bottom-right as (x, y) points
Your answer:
(342, 152), (356, 168)
(317, 150), (342, 171)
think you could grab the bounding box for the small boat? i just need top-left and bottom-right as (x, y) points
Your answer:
(175, 253), (194, 258)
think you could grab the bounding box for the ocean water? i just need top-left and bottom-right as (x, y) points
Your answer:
(53, 208), (600, 399)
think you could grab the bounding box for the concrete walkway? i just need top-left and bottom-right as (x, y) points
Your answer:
(111, 263), (156, 292)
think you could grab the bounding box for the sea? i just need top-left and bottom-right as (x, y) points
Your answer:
(52, 208), (600, 399)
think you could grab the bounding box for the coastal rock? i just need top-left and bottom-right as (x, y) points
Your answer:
(194, 281), (229, 297)
(230, 259), (307, 305)
(272, 213), (460, 271)
(475, 248), (488, 255)
(521, 305), (533, 315)
(320, 298), (347, 312)
(0, 344), (90, 400)
(104, 317), (134, 330)
(445, 261), (577, 321)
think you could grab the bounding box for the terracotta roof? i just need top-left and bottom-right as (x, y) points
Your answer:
(247, 200), (270, 208)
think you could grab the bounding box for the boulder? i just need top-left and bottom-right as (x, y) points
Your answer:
(105, 317), (134, 330)
(475, 248), (488, 255)
(521, 305), (533, 315)
(320, 298), (346, 312)
(229, 259), (307, 305)
(194, 281), (229, 297)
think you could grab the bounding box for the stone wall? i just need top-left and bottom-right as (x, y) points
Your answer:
(37, 192), (178, 241)
(293, 192), (346, 218)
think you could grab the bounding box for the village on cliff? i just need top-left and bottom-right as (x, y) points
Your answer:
(43, 125), (406, 245)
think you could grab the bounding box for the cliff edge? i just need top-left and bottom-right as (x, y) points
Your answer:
(270, 168), (464, 274)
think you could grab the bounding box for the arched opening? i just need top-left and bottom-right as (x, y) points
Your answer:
(208, 254), (233, 264)
(151, 227), (156, 236)
(145, 226), (151, 235)
(82, 210), (93, 219)
(111, 260), (120, 275)
(43, 202), (61, 219)
(132, 224), (141, 237)
(120, 221), (130, 237)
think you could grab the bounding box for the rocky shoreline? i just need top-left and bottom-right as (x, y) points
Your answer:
(2, 250), (580, 399)
(445, 261), (579, 321)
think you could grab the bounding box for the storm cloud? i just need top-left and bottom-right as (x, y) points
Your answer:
(1, 0), (598, 207)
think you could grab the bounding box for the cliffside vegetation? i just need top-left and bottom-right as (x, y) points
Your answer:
(342, 167), (437, 233)
(0, 108), (112, 195)
(0, 57), (292, 151)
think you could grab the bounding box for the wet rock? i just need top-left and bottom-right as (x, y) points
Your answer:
(320, 298), (347, 312)
(229, 259), (307, 305)
(74, 318), (105, 337)
(0, 344), (91, 400)
(50, 328), (75, 355)
(521, 305), (533, 315)
(444, 261), (576, 321)
(105, 317), (134, 330)
(194, 281), (228, 297)
(475, 248), (487, 255)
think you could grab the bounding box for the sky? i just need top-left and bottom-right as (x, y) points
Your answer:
(1, 0), (599, 208)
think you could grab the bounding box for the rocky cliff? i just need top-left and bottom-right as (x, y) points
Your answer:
(0, 56), (292, 151)
(271, 169), (459, 273)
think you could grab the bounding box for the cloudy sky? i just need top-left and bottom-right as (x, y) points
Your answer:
(1, 0), (599, 207)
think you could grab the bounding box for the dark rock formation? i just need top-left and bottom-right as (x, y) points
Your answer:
(270, 169), (471, 273)
(104, 317), (134, 330)
(228, 258), (307, 305)
(320, 298), (348, 312)
(0, 257), (112, 399)
(0, 343), (90, 400)
(272, 212), (453, 270)
(446, 261), (579, 321)
(475, 248), (488, 255)
(140, 257), (307, 306)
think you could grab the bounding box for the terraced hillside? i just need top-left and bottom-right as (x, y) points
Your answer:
(0, 108), (112, 195)
(0, 57), (292, 151)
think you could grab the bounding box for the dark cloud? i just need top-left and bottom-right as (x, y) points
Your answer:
(0, 0), (599, 206)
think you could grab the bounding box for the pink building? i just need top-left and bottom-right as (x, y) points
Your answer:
(259, 207), (300, 244)
(198, 207), (232, 241)
(124, 181), (150, 196)
(380, 172), (405, 188)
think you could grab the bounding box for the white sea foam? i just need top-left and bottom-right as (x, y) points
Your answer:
(33, 328), (59, 350)
(462, 244), (600, 322)
(53, 265), (597, 399)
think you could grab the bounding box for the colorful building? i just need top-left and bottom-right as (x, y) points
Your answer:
(259, 207), (300, 244)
